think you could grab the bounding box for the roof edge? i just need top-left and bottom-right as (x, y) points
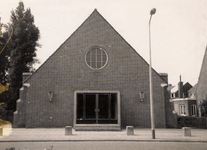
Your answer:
(23, 9), (99, 83)
(24, 9), (168, 84)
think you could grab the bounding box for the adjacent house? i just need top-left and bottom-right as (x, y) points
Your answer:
(171, 77), (192, 99)
(188, 83), (197, 99)
(13, 9), (176, 130)
(171, 77), (196, 117)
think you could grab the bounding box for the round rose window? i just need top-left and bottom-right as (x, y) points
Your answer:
(85, 47), (108, 69)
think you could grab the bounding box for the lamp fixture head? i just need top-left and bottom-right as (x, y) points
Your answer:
(150, 8), (156, 15)
(139, 91), (145, 102)
(48, 91), (53, 102)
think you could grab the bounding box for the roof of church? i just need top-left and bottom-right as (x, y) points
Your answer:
(196, 46), (207, 100)
(24, 9), (167, 84)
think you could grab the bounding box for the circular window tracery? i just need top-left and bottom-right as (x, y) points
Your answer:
(85, 47), (108, 69)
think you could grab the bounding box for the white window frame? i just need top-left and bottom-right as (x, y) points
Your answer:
(180, 104), (186, 116)
(85, 47), (108, 70)
(171, 93), (176, 98)
(191, 104), (196, 116)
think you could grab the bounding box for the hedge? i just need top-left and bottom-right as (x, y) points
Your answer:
(177, 116), (207, 129)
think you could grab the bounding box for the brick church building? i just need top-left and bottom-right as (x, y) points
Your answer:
(13, 9), (176, 130)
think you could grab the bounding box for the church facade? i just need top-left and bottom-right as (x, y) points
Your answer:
(13, 9), (176, 130)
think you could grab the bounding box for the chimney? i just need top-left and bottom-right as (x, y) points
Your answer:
(178, 75), (183, 98)
(22, 72), (32, 83)
(159, 73), (168, 83)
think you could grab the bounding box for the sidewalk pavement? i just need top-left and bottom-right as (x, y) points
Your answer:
(0, 127), (207, 142)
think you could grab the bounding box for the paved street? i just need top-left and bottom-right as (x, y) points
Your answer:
(0, 127), (207, 150)
(1, 128), (207, 142)
(1, 142), (207, 150)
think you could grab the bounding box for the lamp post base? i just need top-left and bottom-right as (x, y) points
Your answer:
(152, 129), (155, 139)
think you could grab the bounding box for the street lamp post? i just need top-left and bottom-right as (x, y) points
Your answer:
(149, 8), (156, 139)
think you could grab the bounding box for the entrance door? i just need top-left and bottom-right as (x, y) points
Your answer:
(85, 94), (96, 123)
(76, 93), (117, 124)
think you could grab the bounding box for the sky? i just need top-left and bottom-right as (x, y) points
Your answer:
(0, 0), (207, 87)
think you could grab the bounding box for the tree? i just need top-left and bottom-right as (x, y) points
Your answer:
(5, 1), (40, 111)
(0, 20), (11, 107)
(0, 23), (10, 88)
(201, 100), (207, 117)
(0, 38), (8, 87)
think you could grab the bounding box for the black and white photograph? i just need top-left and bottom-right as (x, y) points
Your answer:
(0, 0), (207, 149)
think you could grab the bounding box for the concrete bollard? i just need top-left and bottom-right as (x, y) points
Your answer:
(126, 126), (134, 135)
(0, 128), (3, 136)
(182, 127), (191, 136)
(65, 126), (72, 135)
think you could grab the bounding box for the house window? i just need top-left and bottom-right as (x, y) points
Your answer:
(191, 104), (196, 116)
(85, 47), (108, 69)
(171, 93), (175, 98)
(180, 105), (186, 116)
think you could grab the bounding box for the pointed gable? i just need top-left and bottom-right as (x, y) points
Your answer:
(196, 46), (207, 103)
(25, 9), (165, 84)
(188, 83), (197, 94)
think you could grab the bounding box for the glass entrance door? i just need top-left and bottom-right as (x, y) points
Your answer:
(85, 94), (96, 123)
(98, 94), (109, 122)
(76, 93), (117, 124)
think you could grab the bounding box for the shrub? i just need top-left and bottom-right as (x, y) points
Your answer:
(6, 148), (15, 150)
(177, 116), (207, 129)
(16, 123), (25, 128)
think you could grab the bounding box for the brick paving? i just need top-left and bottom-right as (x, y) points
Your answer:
(0, 128), (207, 142)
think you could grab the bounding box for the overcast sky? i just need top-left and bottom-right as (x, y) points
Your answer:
(1, 0), (207, 86)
